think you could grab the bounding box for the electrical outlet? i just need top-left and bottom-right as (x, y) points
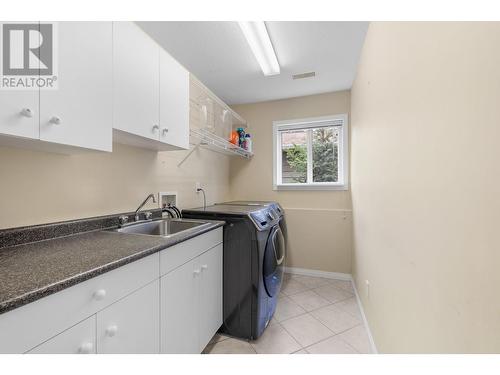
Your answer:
(195, 182), (201, 192)
(365, 280), (370, 299)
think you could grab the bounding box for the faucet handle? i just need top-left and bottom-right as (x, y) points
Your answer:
(144, 211), (153, 220)
(118, 215), (129, 226)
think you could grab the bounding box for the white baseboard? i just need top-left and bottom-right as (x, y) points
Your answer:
(283, 266), (351, 281)
(351, 279), (378, 354)
(284, 266), (378, 354)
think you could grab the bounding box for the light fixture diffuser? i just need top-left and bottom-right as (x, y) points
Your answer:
(238, 21), (280, 76)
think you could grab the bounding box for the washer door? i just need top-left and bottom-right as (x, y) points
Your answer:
(263, 224), (286, 297)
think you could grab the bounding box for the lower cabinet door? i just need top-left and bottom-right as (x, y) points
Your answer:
(96, 281), (160, 354)
(198, 244), (223, 352)
(160, 257), (200, 353)
(28, 316), (96, 354)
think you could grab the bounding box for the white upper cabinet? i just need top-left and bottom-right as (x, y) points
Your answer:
(0, 22), (39, 140)
(0, 21), (112, 152)
(0, 90), (39, 140)
(112, 22), (160, 143)
(0, 21), (191, 153)
(113, 21), (189, 151)
(159, 48), (189, 150)
(39, 22), (112, 151)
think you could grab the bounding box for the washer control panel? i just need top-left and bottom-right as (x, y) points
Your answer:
(250, 208), (280, 231)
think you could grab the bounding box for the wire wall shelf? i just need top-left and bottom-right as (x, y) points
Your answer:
(177, 128), (253, 167)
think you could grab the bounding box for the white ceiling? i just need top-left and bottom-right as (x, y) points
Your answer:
(137, 21), (369, 105)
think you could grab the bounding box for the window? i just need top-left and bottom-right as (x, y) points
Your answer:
(273, 114), (348, 190)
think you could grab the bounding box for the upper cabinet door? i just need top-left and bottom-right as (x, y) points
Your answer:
(159, 48), (189, 150)
(0, 22), (39, 140)
(39, 22), (113, 151)
(113, 22), (160, 142)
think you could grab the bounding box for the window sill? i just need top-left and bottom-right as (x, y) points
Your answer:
(273, 184), (349, 191)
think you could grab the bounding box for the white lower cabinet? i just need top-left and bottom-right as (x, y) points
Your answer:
(160, 257), (200, 353)
(160, 243), (223, 353)
(28, 316), (96, 354)
(198, 244), (223, 352)
(0, 228), (223, 354)
(97, 281), (160, 354)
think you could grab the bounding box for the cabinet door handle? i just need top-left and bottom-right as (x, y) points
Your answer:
(93, 289), (106, 301)
(49, 116), (62, 125)
(20, 108), (33, 118)
(78, 342), (94, 354)
(193, 269), (201, 276)
(201, 264), (208, 271)
(162, 128), (169, 135)
(152, 124), (160, 132)
(105, 325), (118, 337)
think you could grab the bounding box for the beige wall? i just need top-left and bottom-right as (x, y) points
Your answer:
(230, 92), (353, 274)
(0, 143), (230, 229)
(351, 22), (500, 353)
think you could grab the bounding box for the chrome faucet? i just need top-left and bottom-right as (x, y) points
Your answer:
(134, 193), (157, 222)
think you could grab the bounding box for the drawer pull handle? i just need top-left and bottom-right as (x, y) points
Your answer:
(78, 342), (94, 354)
(201, 264), (208, 271)
(93, 289), (107, 301)
(105, 325), (118, 337)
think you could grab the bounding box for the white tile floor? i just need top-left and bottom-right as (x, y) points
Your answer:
(203, 273), (373, 354)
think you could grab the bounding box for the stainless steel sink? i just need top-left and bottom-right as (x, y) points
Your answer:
(112, 218), (210, 237)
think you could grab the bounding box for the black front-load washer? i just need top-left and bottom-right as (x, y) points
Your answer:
(182, 203), (286, 340)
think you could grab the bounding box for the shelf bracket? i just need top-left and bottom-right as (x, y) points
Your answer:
(177, 141), (201, 167)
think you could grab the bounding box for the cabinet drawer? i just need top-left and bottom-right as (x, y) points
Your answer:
(0, 253), (158, 353)
(160, 228), (222, 276)
(28, 316), (96, 354)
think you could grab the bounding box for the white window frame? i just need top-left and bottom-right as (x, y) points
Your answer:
(272, 114), (349, 191)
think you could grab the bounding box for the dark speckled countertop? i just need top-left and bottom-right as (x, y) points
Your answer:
(0, 220), (224, 315)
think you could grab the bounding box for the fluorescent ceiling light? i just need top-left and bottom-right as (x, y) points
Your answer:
(238, 21), (280, 76)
